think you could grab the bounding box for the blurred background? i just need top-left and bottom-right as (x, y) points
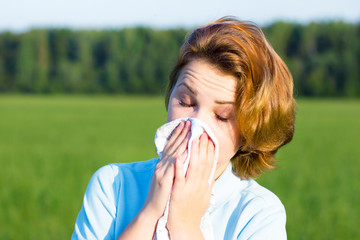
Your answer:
(0, 0), (359, 239)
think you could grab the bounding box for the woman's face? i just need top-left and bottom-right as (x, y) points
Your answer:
(167, 59), (240, 178)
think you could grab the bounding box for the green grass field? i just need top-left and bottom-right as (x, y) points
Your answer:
(0, 95), (359, 239)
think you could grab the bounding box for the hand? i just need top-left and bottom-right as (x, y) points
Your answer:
(166, 132), (215, 239)
(141, 120), (191, 219)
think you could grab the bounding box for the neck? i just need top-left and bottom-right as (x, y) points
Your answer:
(214, 162), (230, 180)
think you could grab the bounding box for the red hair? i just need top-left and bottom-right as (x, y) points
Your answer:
(165, 17), (296, 179)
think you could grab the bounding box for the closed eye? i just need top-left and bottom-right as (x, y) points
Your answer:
(216, 114), (229, 122)
(179, 100), (195, 107)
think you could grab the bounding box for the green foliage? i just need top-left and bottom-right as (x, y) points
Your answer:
(0, 96), (359, 239)
(0, 27), (186, 94)
(264, 21), (360, 97)
(0, 22), (359, 97)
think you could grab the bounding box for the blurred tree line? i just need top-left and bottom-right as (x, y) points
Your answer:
(0, 21), (359, 97)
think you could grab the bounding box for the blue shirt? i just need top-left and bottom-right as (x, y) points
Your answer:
(72, 158), (287, 239)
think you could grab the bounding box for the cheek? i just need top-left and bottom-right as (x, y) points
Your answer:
(215, 125), (240, 162)
(218, 135), (237, 158)
(167, 99), (177, 121)
(167, 102), (187, 122)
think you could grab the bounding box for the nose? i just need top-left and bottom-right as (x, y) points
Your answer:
(190, 108), (210, 126)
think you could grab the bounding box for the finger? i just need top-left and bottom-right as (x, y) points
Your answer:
(199, 133), (211, 179)
(158, 122), (190, 178)
(207, 138), (215, 168)
(170, 157), (186, 203)
(164, 121), (191, 155)
(206, 137), (216, 183)
(177, 149), (188, 164)
(174, 156), (185, 186)
(199, 134), (215, 196)
(186, 133), (213, 183)
(199, 132), (209, 164)
(165, 121), (185, 147)
(174, 120), (190, 143)
(158, 161), (176, 199)
(185, 136), (200, 180)
(172, 128), (191, 157)
(154, 156), (174, 180)
(163, 160), (176, 181)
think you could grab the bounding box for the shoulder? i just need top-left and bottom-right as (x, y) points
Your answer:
(72, 158), (159, 240)
(235, 180), (287, 239)
(211, 165), (286, 239)
(84, 158), (159, 206)
(92, 158), (159, 184)
(214, 165), (285, 217)
(241, 180), (285, 213)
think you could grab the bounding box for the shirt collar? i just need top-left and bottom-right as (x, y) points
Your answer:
(212, 163), (247, 208)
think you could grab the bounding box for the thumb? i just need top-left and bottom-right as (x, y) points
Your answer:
(174, 154), (186, 188)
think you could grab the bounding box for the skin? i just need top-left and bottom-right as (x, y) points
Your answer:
(117, 59), (240, 240)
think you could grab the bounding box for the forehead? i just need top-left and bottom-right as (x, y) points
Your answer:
(175, 59), (237, 99)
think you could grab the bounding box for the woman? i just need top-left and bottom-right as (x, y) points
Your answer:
(72, 17), (295, 240)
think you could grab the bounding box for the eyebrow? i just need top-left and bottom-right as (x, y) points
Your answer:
(178, 82), (197, 96)
(178, 82), (235, 105)
(215, 100), (235, 105)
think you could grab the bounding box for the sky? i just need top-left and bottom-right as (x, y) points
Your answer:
(0, 0), (359, 31)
